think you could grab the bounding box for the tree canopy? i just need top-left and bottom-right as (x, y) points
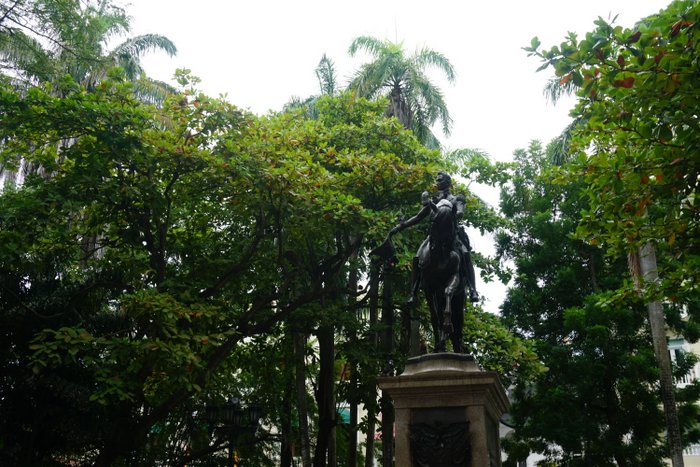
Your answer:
(525, 0), (698, 307)
(510, 1), (700, 464)
(0, 62), (475, 463)
(0, 0), (176, 99)
(498, 140), (700, 466)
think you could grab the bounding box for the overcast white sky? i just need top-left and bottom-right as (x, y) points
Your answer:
(125, 0), (670, 309)
(128, 1), (669, 158)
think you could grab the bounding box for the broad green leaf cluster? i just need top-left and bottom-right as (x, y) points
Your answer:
(505, 1), (700, 464)
(497, 141), (700, 466)
(525, 0), (699, 307)
(0, 64), (446, 464)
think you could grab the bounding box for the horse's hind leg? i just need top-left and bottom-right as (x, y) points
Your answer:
(443, 291), (454, 334)
(442, 253), (460, 335)
(430, 295), (447, 353)
(451, 293), (465, 354)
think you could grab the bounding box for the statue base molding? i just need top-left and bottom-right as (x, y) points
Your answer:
(378, 353), (509, 467)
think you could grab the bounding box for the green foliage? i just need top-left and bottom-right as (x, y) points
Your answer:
(0, 0), (176, 102)
(516, 4), (700, 464)
(348, 35), (455, 147)
(463, 307), (543, 388)
(0, 65), (445, 464)
(498, 140), (699, 465)
(525, 0), (699, 314)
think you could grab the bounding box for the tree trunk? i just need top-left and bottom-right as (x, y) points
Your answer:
(314, 324), (336, 467)
(348, 389), (358, 467)
(635, 243), (684, 466)
(386, 86), (412, 131)
(380, 268), (394, 467)
(347, 260), (359, 467)
(364, 264), (380, 467)
(294, 331), (313, 467)
(280, 340), (294, 467)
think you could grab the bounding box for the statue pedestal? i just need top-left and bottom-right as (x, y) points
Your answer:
(378, 353), (509, 467)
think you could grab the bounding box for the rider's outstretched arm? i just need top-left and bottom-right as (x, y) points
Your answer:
(390, 200), (431, 236)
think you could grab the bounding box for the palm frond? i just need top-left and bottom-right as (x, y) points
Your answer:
(547, 118), (581, 166)
(0, 27), (54, 81)
(348, 61), (388, 99)
(283, 94), (320, 120)
(543, 76), (577, 104)
(84, 1), (130, 42)
(413, 47), (456, 83)
(110, 52), (141, 81)
(133, 77), (177, 107)
(409, 105), (434, 140)
(348, 35), (386, 58)
(409, 69), (451, 136)
(110, 34), (177, 61)
(315, 54), (337, 96)
(421, 129), (442, 150)
(102, 34), (175, 82)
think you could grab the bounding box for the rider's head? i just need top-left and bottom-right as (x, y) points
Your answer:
(436, 172), (451, 190)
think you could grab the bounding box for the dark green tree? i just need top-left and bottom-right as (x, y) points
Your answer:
(1, 0), (176, 190)
(525, 2), (700, 463)
(498, 141), (700, 466)
(0, 0), (176, 96)
(0, 68), (448, 465)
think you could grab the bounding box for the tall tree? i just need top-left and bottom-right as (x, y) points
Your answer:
(0, 71), (445, 465)
(347, 35), (455, 148)
(0, 0), (176, 94)
(284, 53), (339, 119)
(498, 141), (699, 466)
(0, 0), (176, 189)
(525, 2), (700, 463)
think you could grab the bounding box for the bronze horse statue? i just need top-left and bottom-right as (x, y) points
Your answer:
(418, 198), (467, 353)
(382, 172), (477, 353)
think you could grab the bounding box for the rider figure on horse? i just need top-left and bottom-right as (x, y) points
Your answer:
(389, 172), (479, 304)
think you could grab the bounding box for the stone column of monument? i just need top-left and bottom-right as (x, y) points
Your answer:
(378, 353), (509, 467)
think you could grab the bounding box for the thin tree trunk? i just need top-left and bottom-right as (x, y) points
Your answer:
(348, 383), (358, 467)
(380, 267), (394, 467)
(635, 243), (684, 466)
(314, 324), (336, 467)
(364, 264), (380, 467)
(280, 333), (294, 467)
(364, 403), (377, 467)
(347, 258), (359, 467)
(294, 331), (313, 467)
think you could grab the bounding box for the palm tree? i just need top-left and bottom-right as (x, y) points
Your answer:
(1, 0), (176, 188)
(284, 53), (339, 119)
(347, 35), (455, 148)
(0, 0), (176, 97)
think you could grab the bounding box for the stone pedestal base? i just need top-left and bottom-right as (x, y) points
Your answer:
(378, 353), (509, 467)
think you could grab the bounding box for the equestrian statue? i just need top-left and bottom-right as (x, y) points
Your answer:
(387, 172), (478, 353)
